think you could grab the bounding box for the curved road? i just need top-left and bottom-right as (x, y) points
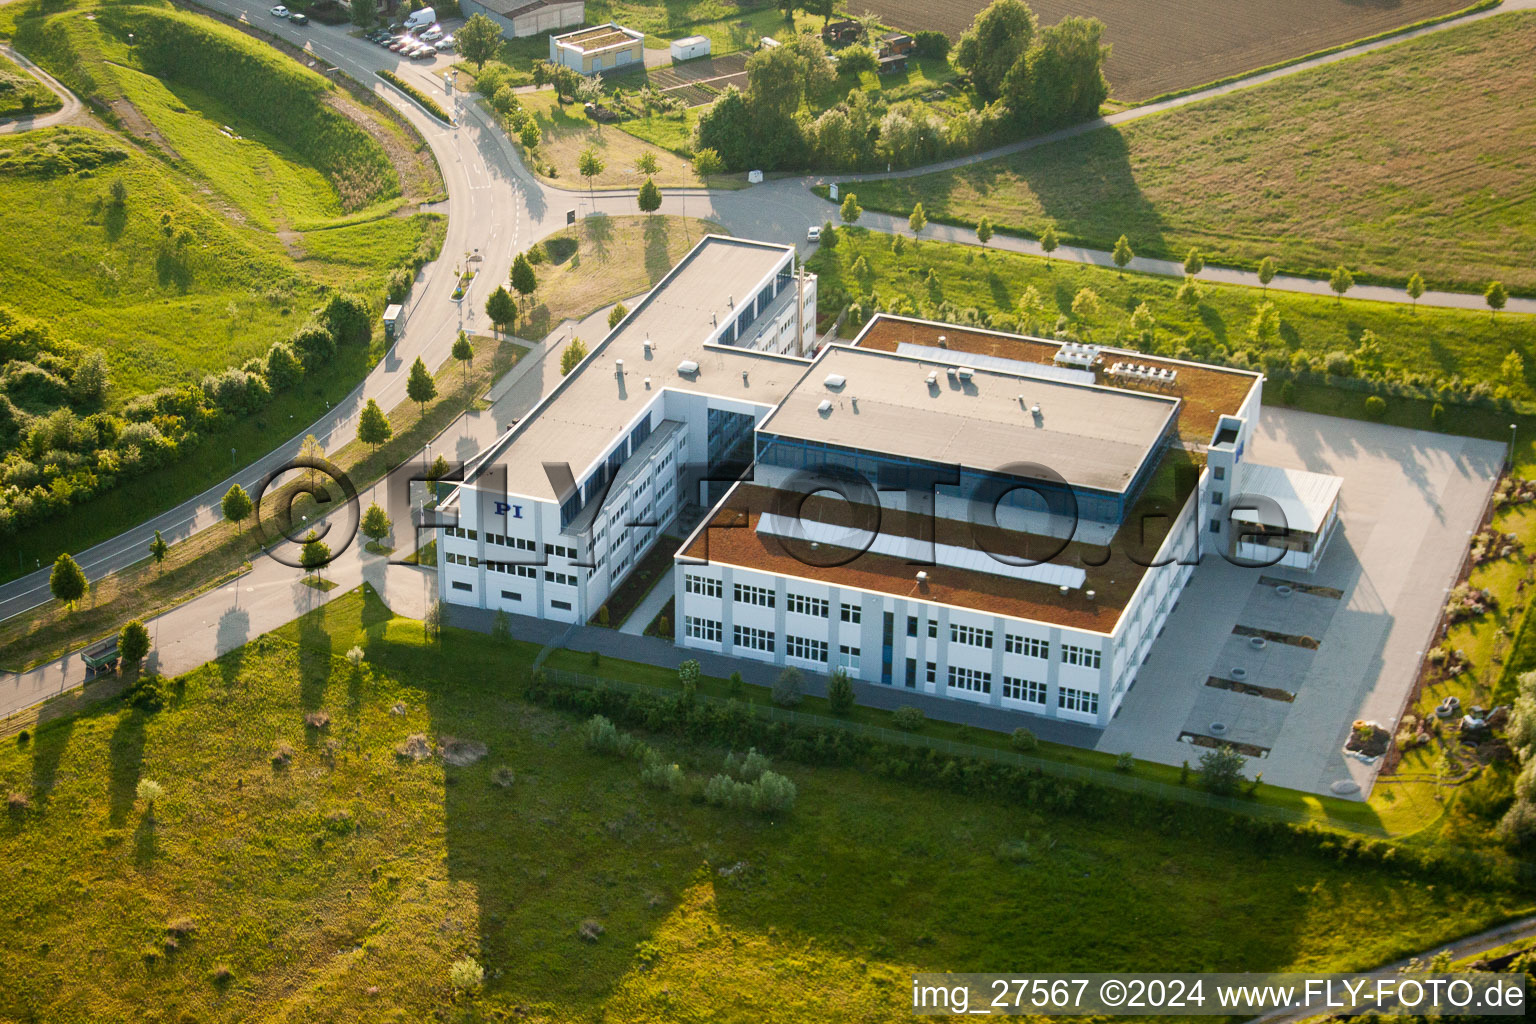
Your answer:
(0, 42), (82, 133)
(0, 0), (1531, 625)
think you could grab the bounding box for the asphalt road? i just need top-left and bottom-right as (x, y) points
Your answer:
(0, 0), (1531, 625)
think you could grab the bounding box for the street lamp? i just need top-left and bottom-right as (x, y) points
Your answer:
(1511, 423), (1519, 468)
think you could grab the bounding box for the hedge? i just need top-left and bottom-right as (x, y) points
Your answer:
(376, 70), (452, 125)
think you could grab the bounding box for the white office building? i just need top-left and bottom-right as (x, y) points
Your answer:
(439, 236), (1339, 730)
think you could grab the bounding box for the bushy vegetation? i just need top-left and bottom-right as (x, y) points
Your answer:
(377, 69), (451, 124)
(689, 0), (1108, 173)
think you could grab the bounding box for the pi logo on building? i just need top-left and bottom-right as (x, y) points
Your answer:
(494, 501), (524, 519)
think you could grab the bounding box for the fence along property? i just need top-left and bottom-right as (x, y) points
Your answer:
(534, 666), (1392, 838)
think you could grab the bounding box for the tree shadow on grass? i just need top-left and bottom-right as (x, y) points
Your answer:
(642, 215), (672, 283)
(297, 605), (333, 711)
(107, 709), (148, 826)
(217, 605), (251, 691)
(28, 717), (74, 806)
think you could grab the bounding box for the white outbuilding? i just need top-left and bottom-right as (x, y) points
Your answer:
(669, 35), (710, 62)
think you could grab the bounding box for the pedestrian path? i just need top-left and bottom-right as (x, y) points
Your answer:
(618, 565), (674, 636)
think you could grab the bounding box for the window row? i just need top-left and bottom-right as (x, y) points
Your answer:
(686, 616), (722, 643)
(1058, 687), (1098, 714)
(1005, 635), (1049, 659)
(788, 593), (829, 618)
(735, 583), (775, 608)
(1002, 676), (1047, 705)
(1062, 644), (1101, 669)
(951, 623), (993, 649)
(787, 635), (828, 663)
(445, 526), (477, 541)
(947, 665), (991, 694)
(734, 624), (775, 653)
(685, 574), (722, 598)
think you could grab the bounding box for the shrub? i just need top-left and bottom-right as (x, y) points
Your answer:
(1323, 350), (1355, 377)
(1496, 797), (1536, 850)
(449, 957), (484, 994)
(291, 320), (336, 370)
(892, 706), (925, 731)
(728, 671), (744, 699)
(724, 747), (771, 783)
(7, 791), (29, 812)
(321, 292), (371, 346)
(995, 838), (1030, 863)
(751, 770), (796, 813)
(704, 772), (752, 810)
(838, 44), (877, 74)
(1114, 751), (1135, 773)
(677, 659), (701, 688)
(914, 30), (950, 58)
(1196, 745), (1246, 795)
(639, 758), (684, 792)
(270, 741), (295, 768)
(827, 669), (855, 714)
(128, 674), (170, 711)
(771, 666), (804, 707)
(1364, 395), (1387, 420)
(377, 70), (452, 123)
(346, 645), (364, 669)
(1010, 727), (1037, 752)
(136, 778), (164, 805)
(264, 341), (304, 391)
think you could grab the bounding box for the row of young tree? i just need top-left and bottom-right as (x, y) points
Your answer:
(692, 0), (1108, 173)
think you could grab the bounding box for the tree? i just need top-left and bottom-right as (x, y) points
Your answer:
(574, 71), (604, 108)
(300, 530), (330, 580)
(634, 151), (660, 177)
(485, 284), (517, 334)
(457, 13), (502, 73)
(1406, 271), (1426, 313)
(976, 216), (994, 249)
(954, 0), (1037, 102)
(771, 666), (804, 707)
(1257, 255), (1277, 295)
(1039, 224), (1058, 264)
(510, 251), (537, 305)
(577, 146), (605, 205)
(1127, 301), (1155, 345)
(518, 119), (541, 150)
(406, 356), (437, 415)
(1111, 233), (1133, 273)
(1247, 301), (1280, 348)
(1196, 745), (1245, 795)
(299, 434), (324, 489)
(636, 176), (662, 214)
(49, 553), (87, 609)
(1182, 247), (1204, 276)
(692, 146), (723, 188)
(560, 336), (588, 375)
(839, 191), (862, 225)
(70, 349), (109, 405)
(1487, 280), (1508, 316)
(361, 502), (392, 546)
(357, 397), (392, 450)
(1501, 349), (1525, 387)
(148, 529), (168, 571)
(350, 0), (376, 27)
(119, 619), (150, 671)
(608, 302), (628, 329)
(452, 330), (474, 382)
(827, 669), (855, 714)
(908, 201), (926, 237)
(221, 483), (253, 534)
(1329, 264), (1354, 302)
(1016, 285), (1047, 335)
(1070, 286), (1100, 325)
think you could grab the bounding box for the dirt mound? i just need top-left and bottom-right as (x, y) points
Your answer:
(440, 736), (487, 767)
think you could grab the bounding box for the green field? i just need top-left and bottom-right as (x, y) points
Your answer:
(810, 227), (1536, 399)
(0, 49), (58, 117)
(839, 9), (1536, 295)
(0, 0), (443, 572)
(0, 585), (1527, 1022)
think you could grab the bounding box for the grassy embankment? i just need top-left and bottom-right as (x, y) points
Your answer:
(0, 0), (444, 578)
(839, 9), (1536, 296)
(0, 584), (1529, 1022)
(0, 49), (59, 117)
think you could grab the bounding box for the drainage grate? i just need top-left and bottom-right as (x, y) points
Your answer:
(1233, 624), (1319, 650)
(1206, 676), (1295, 703)
(1260, 576), (1343, 600)
(1179, 731), (1268, 757)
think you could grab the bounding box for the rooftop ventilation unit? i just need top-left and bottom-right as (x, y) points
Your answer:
(937, 335), (947, 348)
(926, 371), (938, 386)
(678, 359), (700, 375)
(915, 570), (929, 582)
(817, 399), (833, 414)
(742, 370), (750, 385)
(824, 373), (847, 389)
(727, 295), (734, 308)
(615, 358), (624, 375)
(644, 376), (652, 389)
(1059, 585), (1069, 595)
(643, 338), (653, 354)
(1086, 590), (1096, 601)
(946, 366), (958, 378)
(1031, 403), (1041, 416)
(957, 366), (974, 380)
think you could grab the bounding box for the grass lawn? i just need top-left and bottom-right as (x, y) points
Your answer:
(518, 90), (720, 189)
(809, 227), (1536, 396)
(0, 0), (445, 580)
(522, 213), (722, 336)
(840, 10), (1536, 295)
(0, 49), (59, 117)
(0, 584), (1528, 1021)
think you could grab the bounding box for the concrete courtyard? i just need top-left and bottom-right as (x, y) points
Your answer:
(1097, 407), (1504, 797)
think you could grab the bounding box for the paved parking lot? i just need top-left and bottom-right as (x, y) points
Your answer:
(1096, 407), (1504, 797)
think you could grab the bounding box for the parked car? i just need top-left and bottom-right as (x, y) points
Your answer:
(807, 225), (821, 243)
(420, 25), (443, 42)
(433, 34), (455, 52)
(269, 4), (289, 16)
(289, 11), (309, 24)
(411, 44), (438, 59)
(389, 36), (412, 51)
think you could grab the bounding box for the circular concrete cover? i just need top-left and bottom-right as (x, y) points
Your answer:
(1209, 722), (1228, 735)
(1231, 667), (1248, 680)
(1331, 779), (1361, 795)
(1250, 636), (1267, 649)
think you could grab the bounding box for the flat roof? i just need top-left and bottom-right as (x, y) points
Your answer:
(468, 235), (806, 503)
(1231, 463), (1342, 534)
(854, 315), (1262, 446)
(680, 455), (1199, 632)
(555, 23), (643, 51)
(758, 344), (1179, 495)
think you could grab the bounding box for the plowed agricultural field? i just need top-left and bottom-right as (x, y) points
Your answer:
(855, 0), (1470, 101)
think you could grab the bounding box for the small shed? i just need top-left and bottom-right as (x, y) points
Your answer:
(821, 19), (859, 45)
(877, 52), (908, 75)
(550, 22), (645, 75)
(383, 303), (405, 342)
(880, 32), (914, 56)
(669, 35), (710, 62)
